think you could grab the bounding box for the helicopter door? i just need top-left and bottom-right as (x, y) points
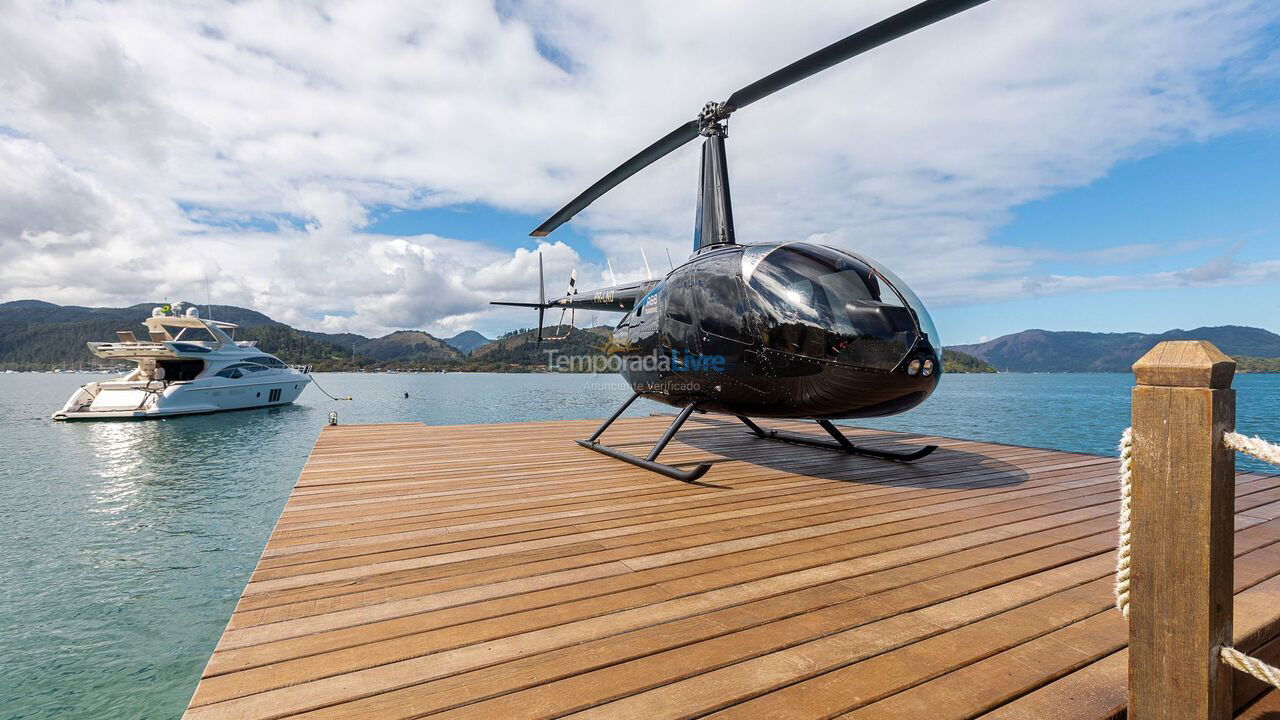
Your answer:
(660, 270), (701, 363)
(691, 252), (751, 347)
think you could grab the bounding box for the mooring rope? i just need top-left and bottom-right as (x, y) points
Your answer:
(1114, 427), (1280, 688)
(307, 373), (352, 401)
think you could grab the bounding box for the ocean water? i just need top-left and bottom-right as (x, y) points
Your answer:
(0, 370), (1277, 718)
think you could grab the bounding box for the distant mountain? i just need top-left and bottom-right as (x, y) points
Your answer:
(442, 330), (491, 355)
(0, 300), (450, 371)
(8, 299), (1274, 375)
(471, 325), (613, 367)
(1236, 356), (1280, 373)
(950, 326), (1280, 372)
(298, 330), (370, 350)
(357, 330), (462, 363)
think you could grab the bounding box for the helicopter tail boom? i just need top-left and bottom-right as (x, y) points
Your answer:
(490, 280), (654, 316)
(490, 253), (656, 342)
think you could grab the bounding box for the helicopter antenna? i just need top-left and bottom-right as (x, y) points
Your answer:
(640, 248), (653, 280)
(664, 247), (674, 271)
(607, 258), (617, 286)
(538, 252), (547, 344)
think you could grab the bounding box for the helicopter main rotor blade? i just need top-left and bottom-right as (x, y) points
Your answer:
(724, 0), (990, 112)
(531, 120), (700, 237)
(529, 0), (991, 238)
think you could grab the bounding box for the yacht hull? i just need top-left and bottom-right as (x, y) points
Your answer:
(53, 376), (310, 421)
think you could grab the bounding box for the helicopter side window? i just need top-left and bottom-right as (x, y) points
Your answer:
(667, 277), (693, 325)
(693, 253), (750, 343)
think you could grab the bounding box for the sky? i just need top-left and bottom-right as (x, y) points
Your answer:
(1, 0), (1278, 345)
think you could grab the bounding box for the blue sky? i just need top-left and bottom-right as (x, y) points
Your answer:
(939, 129), (1280, 343)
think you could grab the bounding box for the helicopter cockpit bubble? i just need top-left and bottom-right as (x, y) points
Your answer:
(742, 243), (929, 372)
(851, 252), (941, 355)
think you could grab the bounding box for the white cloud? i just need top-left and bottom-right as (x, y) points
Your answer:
(0, 0), (1277, 335)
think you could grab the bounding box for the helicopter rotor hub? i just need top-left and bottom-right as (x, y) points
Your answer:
(697, 101), (732, 136)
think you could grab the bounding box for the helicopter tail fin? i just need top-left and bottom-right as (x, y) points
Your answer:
(490, 253), (581, 344)
(490, 253), (549, 343)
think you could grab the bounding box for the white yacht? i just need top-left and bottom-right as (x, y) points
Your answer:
(53, 304), (312, 420)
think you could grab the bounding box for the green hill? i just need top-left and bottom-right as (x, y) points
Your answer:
(8, 299), (1274, 375)
(1234, 356), (1280, 373)
(0, 300), (542, 371)
(950, 326), (1280, 372)
(443, 330), (491, 355)
(0, 300), (377, 371)
(357, 330), (463, 364)
(469, 325), (613, 370)
(942, 349), (996, 373)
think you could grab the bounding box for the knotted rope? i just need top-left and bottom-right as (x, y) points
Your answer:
(1114, 428), (1280, 688)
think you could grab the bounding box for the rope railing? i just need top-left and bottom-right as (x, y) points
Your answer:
(1115, 427), (1280, 690)
(1224, 431), (1280, 466)
(1114, 428), (1134, 619)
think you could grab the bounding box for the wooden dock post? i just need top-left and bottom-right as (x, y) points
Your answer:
(1129, 340), (1237, 719)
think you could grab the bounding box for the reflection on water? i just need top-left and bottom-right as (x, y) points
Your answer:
(0, 372), (657, 720)
(0, 371), (1277, 719)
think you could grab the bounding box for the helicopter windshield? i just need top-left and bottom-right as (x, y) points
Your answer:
(743, 243), (923, 370)
(852, 253), (940, 350)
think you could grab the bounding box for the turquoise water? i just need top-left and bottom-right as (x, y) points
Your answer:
(0, 371), (1277, 718)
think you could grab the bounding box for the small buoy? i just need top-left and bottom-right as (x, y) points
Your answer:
(328, 410), (338, 426)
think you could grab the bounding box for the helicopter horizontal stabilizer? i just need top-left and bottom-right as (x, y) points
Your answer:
(489, 301), (547, 309)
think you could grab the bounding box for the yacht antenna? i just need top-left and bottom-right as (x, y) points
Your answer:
(664, 247), (674, 270)
(204, 272), (213, 321)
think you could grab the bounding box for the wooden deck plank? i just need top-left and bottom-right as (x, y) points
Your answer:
(182, 417), (1280, 720)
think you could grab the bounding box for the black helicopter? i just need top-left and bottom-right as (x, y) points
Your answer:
(495, 0), (989, 481)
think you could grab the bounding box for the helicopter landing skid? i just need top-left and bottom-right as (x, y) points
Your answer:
(736, 416), (937, 462)
(576, 393), (713, 483)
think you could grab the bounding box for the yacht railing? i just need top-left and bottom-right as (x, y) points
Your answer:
(88, 341), (175, 357)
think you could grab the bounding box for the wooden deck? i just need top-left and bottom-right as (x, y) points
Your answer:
(182, 416), (1280, 719)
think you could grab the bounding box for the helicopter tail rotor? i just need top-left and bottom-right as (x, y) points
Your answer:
(490, 253), (586, 344)
(544, 267), (578, 341)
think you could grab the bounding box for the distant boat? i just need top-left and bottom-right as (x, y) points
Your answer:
(53, 304), (311, 420)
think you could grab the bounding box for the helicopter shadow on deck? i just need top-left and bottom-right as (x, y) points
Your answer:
(671, 415), (1030, 489)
